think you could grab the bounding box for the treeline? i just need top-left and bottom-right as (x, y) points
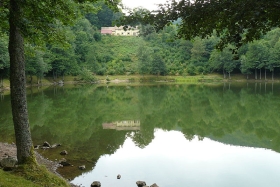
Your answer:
(135, 25), (280, 80)
(0, 1), (121, 84)
(1, 3), (280, 84)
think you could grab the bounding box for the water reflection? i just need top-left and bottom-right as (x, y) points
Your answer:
(72, 129), (280, 187)
(1, 83), (280, 186)
(103, 120), (141, 131)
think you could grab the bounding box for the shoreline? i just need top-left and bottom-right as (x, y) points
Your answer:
(0, 142), (78, 187)
(1, 76), (279, 93)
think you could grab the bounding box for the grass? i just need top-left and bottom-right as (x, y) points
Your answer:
(0, 169), (38, 187)
(1, 79), (10, 88)
(2, 73), (279, 93)
(0, 163), (69, 187)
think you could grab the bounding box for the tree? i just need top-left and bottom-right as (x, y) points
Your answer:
(190, 38), (208, 67)
(72, 18), (95, 64)
(48, 43), (79, 80)
(85, 1), (121, 29)
(209, 46), (239, 79)
(151, 52), (167, 76)
(240, 55), (252, 79)
(26, 49), (51, 84)
(1, 0), (119, 165)
(137, 45), (152, 75)
(265, 28), (280, 80)
(268, 39), (280, 80)
(120, 0), (280, 50)
(245, 41), (269, 80)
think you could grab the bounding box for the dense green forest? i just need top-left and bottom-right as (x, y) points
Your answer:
(1, 2), (280, 85)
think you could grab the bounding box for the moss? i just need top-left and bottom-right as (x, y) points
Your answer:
(0, 160), (69, 187)
(12, 163), (69, 187)
(0, 169), (40, 187)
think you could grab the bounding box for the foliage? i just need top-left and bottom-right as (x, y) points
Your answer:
(78, 68), (97, 82)
(151, 52), (167, 76)
(120, 0), (280, 50)
(25, 49), (51, 83)
(137, 45), (152, 75)
(2, 1), (280, 85)
(0, 34), (9, 85)
(209, 45), (240, 76)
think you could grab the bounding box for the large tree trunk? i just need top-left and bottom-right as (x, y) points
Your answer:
(9, 0), (35, 164)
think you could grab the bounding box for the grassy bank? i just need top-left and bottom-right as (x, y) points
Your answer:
(31, 73), (280, 83)
(0, 164), (69, 187)
(2, 74), (219, 91)
(1, 74), (279, 94)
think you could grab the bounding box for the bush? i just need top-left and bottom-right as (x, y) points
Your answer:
(197, 66), (205, 74)
(78, 68), (96, 82)
(93, 32), (102, 41)
(97, 68), (106, 75)
(187, 65), (196, 76)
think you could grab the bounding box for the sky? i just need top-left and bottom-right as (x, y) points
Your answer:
(121, 0), (166, 10)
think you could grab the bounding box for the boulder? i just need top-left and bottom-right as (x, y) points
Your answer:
(150, 183), (159, 187)
(43, 141), (51, 147)
(117, 174), (121, 179)
(0, 157), (17, 171)
(78, 165), (86, 170)
(136, 181), (146, 187)
(91, 181), (101, 187)
(59, 158), (71, 166)
(51, 143), (61, 148)
(41, 146), (50, 149)
(60, 150), (68, 155)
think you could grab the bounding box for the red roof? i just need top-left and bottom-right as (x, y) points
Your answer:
(101, 30), (112, 34)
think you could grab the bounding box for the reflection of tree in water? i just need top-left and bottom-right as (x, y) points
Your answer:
(129, 124), (155, 149)
(1, 83), (280, 160)
(182, 127), (195, 141)
(129, 131), (151, 149)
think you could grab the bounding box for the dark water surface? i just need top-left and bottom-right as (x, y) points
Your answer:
(1, 83), (280, 187)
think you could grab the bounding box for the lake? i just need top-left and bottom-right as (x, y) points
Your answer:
(1, 82), (280, 187)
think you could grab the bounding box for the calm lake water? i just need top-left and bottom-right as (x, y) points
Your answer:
(1, 82), (280, 187)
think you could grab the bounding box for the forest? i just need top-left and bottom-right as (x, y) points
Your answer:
(1, 2), (280, 86)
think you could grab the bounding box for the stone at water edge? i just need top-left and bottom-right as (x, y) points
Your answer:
(136, 181), (146, 187)
(91, 181), (101, 187)
(150, 183), (159, 187)
(43, 141), (51, 147)
(59, 158), (71, 166)
(60, 150), (68, 155)
(78, 165), (86, 170)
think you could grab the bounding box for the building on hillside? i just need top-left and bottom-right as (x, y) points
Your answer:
(101, 26), (139, 36)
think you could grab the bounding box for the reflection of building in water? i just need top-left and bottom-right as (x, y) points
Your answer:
(102, 120), (140, 131)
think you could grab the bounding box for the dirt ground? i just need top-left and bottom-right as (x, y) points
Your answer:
(0, 142), (78, 187)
